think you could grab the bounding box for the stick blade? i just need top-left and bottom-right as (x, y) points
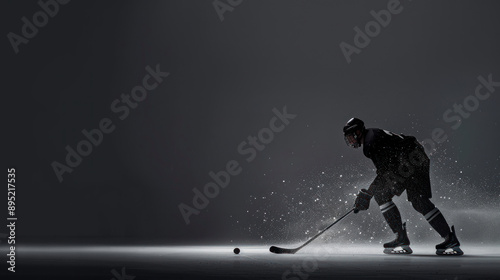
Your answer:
(269, 246), (297, 254)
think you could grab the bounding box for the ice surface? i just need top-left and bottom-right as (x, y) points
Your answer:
(12, 244), (500, 279)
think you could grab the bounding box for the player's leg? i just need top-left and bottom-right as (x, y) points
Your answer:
(372, 182), (412, 254)
(410, 196), (463, 255)
(406, 146), (464, 255)
(411, 196), (450, 237)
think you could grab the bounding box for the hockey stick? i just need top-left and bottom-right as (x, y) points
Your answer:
(269, 208), (355, 254)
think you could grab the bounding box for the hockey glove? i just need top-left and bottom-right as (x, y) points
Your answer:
(354, 188), (373, 214)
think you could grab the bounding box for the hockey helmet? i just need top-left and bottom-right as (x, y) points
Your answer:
(343, 117), (365, 148)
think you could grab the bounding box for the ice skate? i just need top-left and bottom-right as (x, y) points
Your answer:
(383, 223), (412, 254)
(436, 225), (463, 256)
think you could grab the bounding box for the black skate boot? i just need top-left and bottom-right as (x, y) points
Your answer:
(383, 222), (412, 254)
(436, 225), (463, 256)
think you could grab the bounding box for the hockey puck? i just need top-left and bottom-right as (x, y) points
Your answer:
(233, 248), (240, 254)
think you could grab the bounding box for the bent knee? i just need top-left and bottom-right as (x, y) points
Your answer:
(411, 197), (435, 214)
(373, 189), (392, 206)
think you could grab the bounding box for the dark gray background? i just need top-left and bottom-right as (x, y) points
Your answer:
(3, 0), (499, 245)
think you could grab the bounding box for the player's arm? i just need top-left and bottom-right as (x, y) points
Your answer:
(353, 133), (384, 213)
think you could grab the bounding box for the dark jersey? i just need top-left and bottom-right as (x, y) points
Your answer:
(363, 128), (431, 199)
(363, 128), (418, 174)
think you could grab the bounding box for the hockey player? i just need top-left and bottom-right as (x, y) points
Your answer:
(343, 117), (463, 255)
